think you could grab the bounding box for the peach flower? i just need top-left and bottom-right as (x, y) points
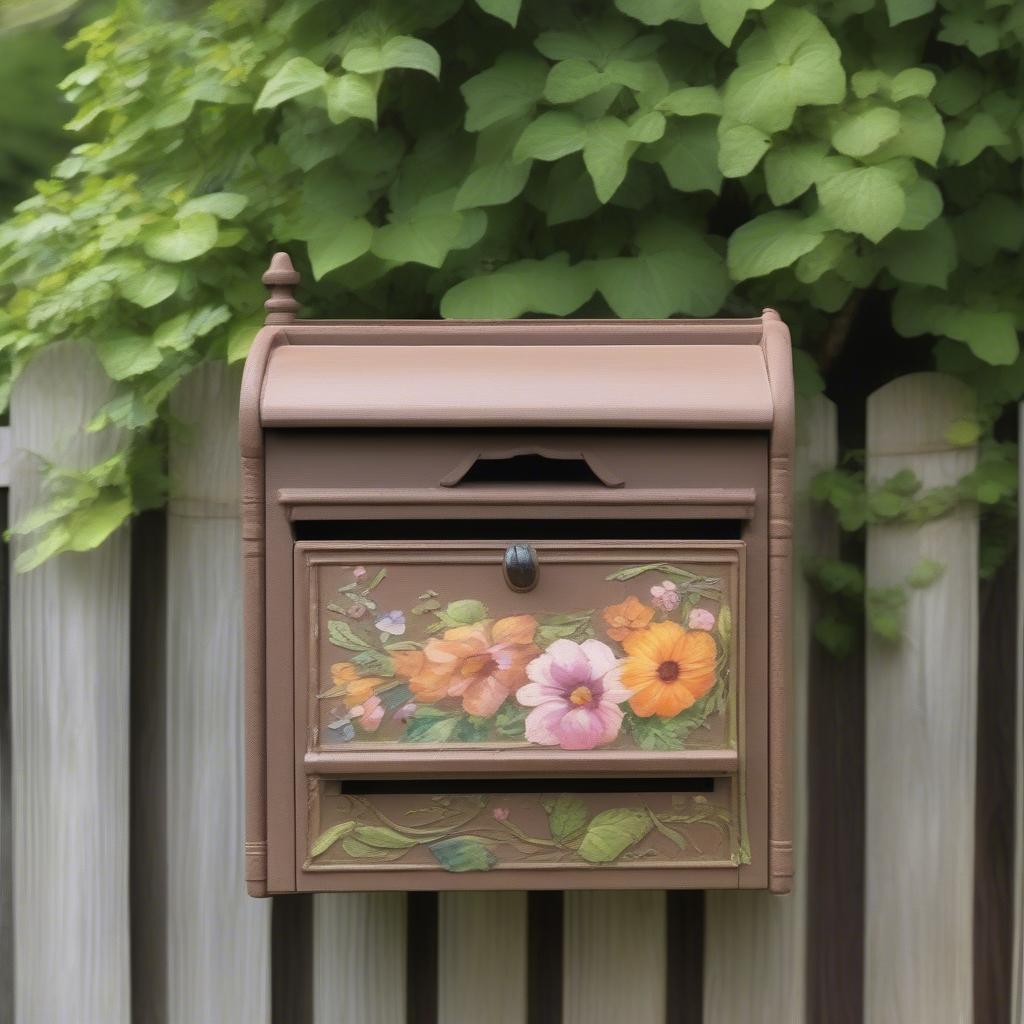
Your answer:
(325, 662), (385, 708)
(602, 595), (655, 641)
(392, 615), (539, 717)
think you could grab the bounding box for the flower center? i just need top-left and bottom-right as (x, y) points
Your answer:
(569, 685), (593, 706)
(657, 660), (680, 682)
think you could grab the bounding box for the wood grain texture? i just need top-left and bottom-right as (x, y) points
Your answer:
(9, 344), (131, 1023)
(703, 394), (837, 1022)
(438, 893), (526, 1024)
(563, 891), (666, 1024)
(865, 374), (978, 1024)
(312, 893), (406, 1024)
(166, 364), (270, 1022)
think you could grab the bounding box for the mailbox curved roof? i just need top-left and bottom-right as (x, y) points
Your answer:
(258, 319), (777, 429)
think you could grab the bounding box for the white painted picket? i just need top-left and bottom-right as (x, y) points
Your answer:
(1014, 401), (1024, 1024)
(864, 374), (978, 1024)
(165, 364), (271, 1022)
(9, 343), (131, 1024)
(704, 393), (837, 1021)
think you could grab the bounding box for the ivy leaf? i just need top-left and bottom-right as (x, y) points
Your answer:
(944, 310), (1019, 366)
(874, 99), (944, 166)
(943, 111), (1010, 166)
(906, 559), (945, 588)
(255, 56), (328, 110)
(94, 334), (163, 380)
(899, 178), (943, 231)
(462, 53), (547, 131)
(657, 118), (721, 194)
(937, 11), (1002, 57)
(890, 68), (936, 102)
(142, 212), (219, 263)
(881, 219), (956, 288)
(594, 220), (728, 317)
(455, 120), (532, 211)
(763, 140), (828, 205)
(371, 190), (485, 268)
(817, 166), (905, 243)
(614, 0), (702, 25)
(66, 492), (132, 553)
(717, 119), (771, 177)
(441, 253), (595, 318)
(831, 106), (901, 158)
(583, 117), (635, 201)
(179, 192), (248, 220)
(475, 0), (521, 26)
(226, 315), (263, 364)
(119, 266), (179, 308)
(514, 111), (587, 162)
(885, 0), (934, 26)
(342, 36), (441, 78)
(325, 74), (378, 125)
(727, 211), (825, 281)
(577, 808), (652, 863)
(933, 68), (984, 117)
(700, 0), (775, 47)
(657, 86), (722, 117)
(544, 59), (609, 104)
(307, 218), (374, 279)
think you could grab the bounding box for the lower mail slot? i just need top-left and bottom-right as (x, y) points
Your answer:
(305, 776), (746, 874)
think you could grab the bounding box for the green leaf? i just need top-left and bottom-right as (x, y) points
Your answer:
(372, 190), (485, 269)
(66, 491), (132, 553)
(455, 160), (531, 210)
(728, 211), (825, 281)
(544, 794), (589, 845)
(700, 0), (775, 46)
(944, 419), (981, 447)
(227, 315), (264, 365)
(343, 36), (441, 78)
(514, 111), (587, 163)
(906, 558), (945, 588)
(445, 599), (489, 625)
(890, 68), (936, 102)
(831, 106), (901, 158)
(717, 120), (771, 178)
(658, 86), (722, 118)
(307, 218), (374, 279)
(657, 119), (721, 194)
(577, 808), (652, 863)
(441, 253), (595, 318)
(142, 212), (219, 263)
(475, 0), (521, 25)
(763, 141), (829, 205)
(311, 821), (356, 857)
(874, 99), (944, 166)
(94, 334), (162, 380)
(119, 266), (179, 308)
(353, 825), (418, 850)
(933, 68), (984, 117)
(429, 836), (497, 872)
(544, 59), (609, 104)
(937, 11), (1002, 57)
(327, 619), (372, 651)
(462, 53), (548, 132)
(899, 178), (943, 231)
(944, 111), (1011, 166)
(594, 221), (728, 317)
(614, 0), (702, 24)
(325, 74), (378, 125)
(179, 192), (248, 220)
(885, 0), (934, 26)
(817, 166), (905, 243)
(255, 56), (328, 110)
(583, 117), (634, 202)
(944, 310), (1019, 366)
(881, 220), (956, 288)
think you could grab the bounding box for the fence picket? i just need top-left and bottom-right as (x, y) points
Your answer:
(864, 373), (978, 1023)
(704, 393), (837, 1022)
(165, 364), (270, 1022)
(9, 344), (131, 1023)
(1014, 401), (1024, 1024)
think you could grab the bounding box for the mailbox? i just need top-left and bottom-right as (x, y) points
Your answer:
(241, 252), (793, 895)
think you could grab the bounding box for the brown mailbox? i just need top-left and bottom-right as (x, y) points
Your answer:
(241, 252), (793, 895)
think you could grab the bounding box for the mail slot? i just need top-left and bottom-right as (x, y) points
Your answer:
(240, 252), (794, 894)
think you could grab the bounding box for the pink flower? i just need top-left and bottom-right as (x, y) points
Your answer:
(350, 695), (384, 732)
(492, 807), (510, 822)
(687, 608), (716, 631)
(516, 639), (629, 750)
(352, 566), (367, 580)
(650, 580), (680, 612)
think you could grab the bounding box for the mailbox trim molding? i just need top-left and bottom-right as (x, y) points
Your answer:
(240, 253), (793, 896)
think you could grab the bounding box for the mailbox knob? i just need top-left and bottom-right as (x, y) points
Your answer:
(503, 543), (538, 592)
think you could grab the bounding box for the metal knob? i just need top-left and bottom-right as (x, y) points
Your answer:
(503, 543), (538, 593)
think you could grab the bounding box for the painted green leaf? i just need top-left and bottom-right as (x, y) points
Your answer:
(429, 836), (498, 872)
(95, 334), (162, 380)
(311, 821), (356, 857)
(328, 619), (372, 651)
(255, 56), (328, 110)
(817, 166), (905, 243)
(445, 599), (489, 624)
(885, 0), (934, 26)
(831, 106), (901, 158)
(342, 36), (440, 78)
(475, 0), (521, 26)
(657, 86), (722, 117)
(119, 266), (179, 308)
(657, 118), (721, 194)
(142, 212), (219, 263)
(354, 825), (419, 850)
(307, 218), (374, 279)
(628, 714), (684, 750)
(441, 253), (595, 319)
(404, 707), (462, 743)
(544, 794), (589, 844)
(514, 111), (587, 162)
(699, 0), (775, 46)
(341, 838), (408, 860)
(763, 141), (829, 205)
(727, 211), (825, 282)
(495, 704), (529, 738)
(325, 74), (378, 125)
(577, 808), (652, 863)
(462, 53), (548, 132)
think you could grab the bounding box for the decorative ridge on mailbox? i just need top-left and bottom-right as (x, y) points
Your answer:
(241, 252), (794, 895)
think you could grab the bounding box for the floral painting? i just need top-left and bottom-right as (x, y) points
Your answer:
(317, 559), (734, 752)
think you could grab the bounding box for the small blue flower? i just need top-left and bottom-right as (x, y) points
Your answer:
(376, 610), (406, 636)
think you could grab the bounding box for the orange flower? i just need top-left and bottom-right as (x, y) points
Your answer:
(619, 621), (716, 718)
(602, 595), (655, 641)
(393, 615), (539, 717)
(325, 662), (385, 708)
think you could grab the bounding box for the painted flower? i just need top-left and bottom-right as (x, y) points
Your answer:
(620, 621), (717, 718)
(326, 662), (385, 707)
(492, 807), (510, 822)
(326, 713), (356, 742)
(516, 639), (629, 750)
(687, 607), (716, 631)
(602, 595), (655, 641)
(350, 694), (385, 733)
(650, 580), (680, 612)
(395, 702), (418, 723)
(352, 566), (367, 581)
(376, 610), (406, 636)
(392, 615), (539, 717)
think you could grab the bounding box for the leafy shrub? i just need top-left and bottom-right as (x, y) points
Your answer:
(0, 0), (1020, 568)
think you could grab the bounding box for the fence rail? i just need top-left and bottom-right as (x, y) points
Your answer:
(0, 363), (1017, 1024)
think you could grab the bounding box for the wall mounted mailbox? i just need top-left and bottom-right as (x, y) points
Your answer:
(241, 252), (793, 895)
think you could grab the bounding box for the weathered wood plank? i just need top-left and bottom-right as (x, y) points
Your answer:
(704, 393), (837, 1022)
(313, 893), (406, 1024)
(9, 343), (131, 1023)
(166, 364), (270, 1022)
(563, 891), (665, 1024)
(439, 893), (526, 1024)
(864, 373), (977, 1024)
(1013, 405), (1024, 1024)
(0, 486), (11, 1024)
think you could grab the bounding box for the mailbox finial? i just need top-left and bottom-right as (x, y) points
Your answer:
(262, 251), (300, 324)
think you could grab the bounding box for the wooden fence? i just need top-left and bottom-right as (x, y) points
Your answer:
(0, 350), (1018, 1023)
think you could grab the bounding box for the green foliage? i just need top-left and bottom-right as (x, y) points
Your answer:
(0, 0), (1022, 567)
